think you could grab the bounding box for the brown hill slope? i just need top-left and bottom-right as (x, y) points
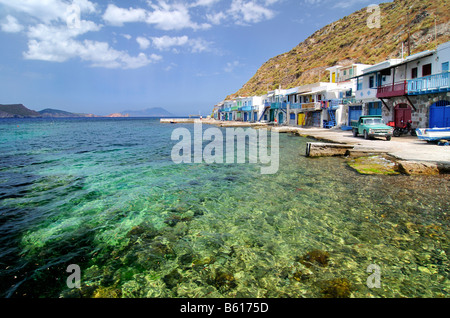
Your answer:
(0, 104), (41, 118)
(230, 0), (450, 99)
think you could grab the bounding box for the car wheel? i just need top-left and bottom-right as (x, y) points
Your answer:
(352, 129), (358, 137)
(364, 130), (369, 140)
(386, 136), (391, 141)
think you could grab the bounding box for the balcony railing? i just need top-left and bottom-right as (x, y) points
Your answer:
(289, 103), (302, 109)
(270, 102), (287, 109)
(408, 72), (450, 95)
(376, 81), (407, 98)
(321, 100), (341, 109)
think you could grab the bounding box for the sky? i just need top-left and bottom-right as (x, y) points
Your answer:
(0, 0), (389, 116)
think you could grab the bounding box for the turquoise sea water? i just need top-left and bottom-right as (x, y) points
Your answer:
(0, 118), (448, 298)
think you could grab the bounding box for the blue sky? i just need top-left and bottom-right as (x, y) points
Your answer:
(0, 0), (388, 116)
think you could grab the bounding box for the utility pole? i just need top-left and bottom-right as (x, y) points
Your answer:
(435, 14), (438, 49)
(407, 5), (412, 56)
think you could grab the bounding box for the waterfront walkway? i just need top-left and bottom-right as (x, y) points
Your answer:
(162, 118), (450, 165)
(270, 126), (450, 164)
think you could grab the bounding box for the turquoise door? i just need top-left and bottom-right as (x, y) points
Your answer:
(278, 112), (283, 124)
(269, 109), (275, 122)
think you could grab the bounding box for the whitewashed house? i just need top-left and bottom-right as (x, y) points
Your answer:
(354, 41), (450, 128)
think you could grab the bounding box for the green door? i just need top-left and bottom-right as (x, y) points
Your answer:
(269, 109), (275, 122)
(278, 112), (283, 124)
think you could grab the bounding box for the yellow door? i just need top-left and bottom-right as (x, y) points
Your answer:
(331, 72), (336, 83)
(298, 113), (305, 126)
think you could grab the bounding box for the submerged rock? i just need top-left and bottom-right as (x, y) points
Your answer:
(320, 278), (352, 298)
(292, 270), (311, 282)
(213, 270), (236, 290)
(163, 269), (183, 289)
(126, 222), (159, 241)
(347, 155), (399, 175)
(93, 286), (122, 298)
(298, 250), (330, 268)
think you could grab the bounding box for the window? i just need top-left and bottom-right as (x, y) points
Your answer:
(369, 76), (381, 88)
(411, 67), (418, 79)
(377, 74), (382, 86)
(357, 78), (363, 90)
(442, 62), (449, 73)
(422, 63), (432, 77)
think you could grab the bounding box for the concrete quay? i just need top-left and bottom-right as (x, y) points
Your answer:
(162, 118), (450, 174)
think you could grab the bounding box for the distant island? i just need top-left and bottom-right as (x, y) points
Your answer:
(120, 107), (174, 117)
(0, 104), (174, 118)
(39, 108), (97, 118)
(0, 104), (41, 118)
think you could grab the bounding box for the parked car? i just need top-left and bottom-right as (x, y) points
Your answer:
(351, 115), (394, 141)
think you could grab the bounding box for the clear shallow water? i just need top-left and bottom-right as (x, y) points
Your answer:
(0, 118), (448, 298)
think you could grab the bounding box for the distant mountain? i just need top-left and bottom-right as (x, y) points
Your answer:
(39, 108), (82, 117)
(39, 108), (99, 118)
(121, 107), (174, 117)
(0, 104), (41, 118)
(107, 113), (129, 118)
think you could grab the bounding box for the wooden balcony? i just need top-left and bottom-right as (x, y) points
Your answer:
(376, 81), (407, 98)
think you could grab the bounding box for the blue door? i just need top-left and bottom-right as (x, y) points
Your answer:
(348, 105), (362, 125)
(368, 102), (382, 115)
(244, 112), (248, 122)
(429, 101), (450, 128)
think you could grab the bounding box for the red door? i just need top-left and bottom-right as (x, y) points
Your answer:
(394, 104), (411, 127)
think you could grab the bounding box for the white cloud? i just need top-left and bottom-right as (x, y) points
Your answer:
(190, 0), (221, 7)
(103, 2), (210, 31)
(150, 35), (212, 53)
(0, 0), (97, 23)
(1, 15), (24, 33)
(189, 38), (212, 53)
(229, 0), (275, 24)
(151, 35), (189, 51)
(206, 11), (226, 25)
(206, 0), (278, 26)
(147, 1), (211, 31)
(136, 36), (151, 50)
(24, 22), (160, 69)
(103, 4), (147, 26)
(224, 60), (241, 72)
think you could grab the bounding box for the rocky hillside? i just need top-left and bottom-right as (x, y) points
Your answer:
(0, 104), (41, 118)
(230, 0), (450, 98)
